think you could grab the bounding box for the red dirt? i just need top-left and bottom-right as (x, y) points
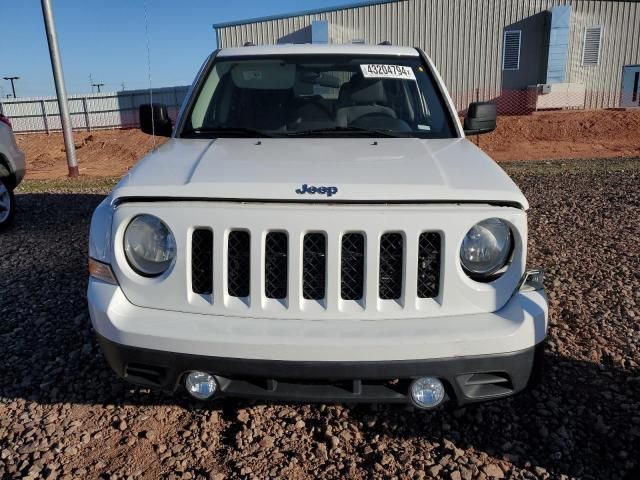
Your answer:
(15, 110), (640, 181)
(481, 109), (640, 161)
(16, 129), (168, 181)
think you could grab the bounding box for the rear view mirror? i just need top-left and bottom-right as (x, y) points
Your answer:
(299, 72), (341, 88)
(139, 104), (172, 137)
(463, 102), (497, 135)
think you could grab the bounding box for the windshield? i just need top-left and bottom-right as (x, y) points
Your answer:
(181, 54), (457, 139)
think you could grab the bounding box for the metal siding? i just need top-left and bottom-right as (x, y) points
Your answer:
(469, 0), (479, 105)
(215, 0), (640, 109)
(607, 4), (621, 106)
(547, 5), (571, 83)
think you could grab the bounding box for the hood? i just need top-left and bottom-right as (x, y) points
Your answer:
(112, 137), (528, 209)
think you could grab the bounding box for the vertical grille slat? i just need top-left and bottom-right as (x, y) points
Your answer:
(417, 232), (441, 298)
(341, 233), (365, 300)
(379, 233), (403, 300)
(265, 232), (288, 299)
(191, 229), (213, 295)
(228, 231), (251, 297)
(302, 233), (326, 300)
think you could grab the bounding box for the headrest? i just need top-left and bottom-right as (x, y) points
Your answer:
(349, 78), (385, 104)
(338, 77), (357, 104)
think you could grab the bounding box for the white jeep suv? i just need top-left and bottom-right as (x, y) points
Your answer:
(0, 114), (26, 230)
(88, 45), (547, 408)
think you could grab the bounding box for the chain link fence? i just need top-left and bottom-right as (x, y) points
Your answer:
(452, 84), (620, 116)
(0, 86), (189, 134)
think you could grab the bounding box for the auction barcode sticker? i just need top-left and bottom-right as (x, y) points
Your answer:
(360, 64), (416, 80)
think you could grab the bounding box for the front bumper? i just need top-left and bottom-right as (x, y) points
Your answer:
(88, 279), (548, 405)
(98, 334), (545, 405)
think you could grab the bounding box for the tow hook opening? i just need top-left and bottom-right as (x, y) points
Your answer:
(519, 268), (544, 292)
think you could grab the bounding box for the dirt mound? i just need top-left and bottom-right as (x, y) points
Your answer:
(16, 129), (167, 181)
(14, 110), (640, 180)
(480, 109), (640, 161)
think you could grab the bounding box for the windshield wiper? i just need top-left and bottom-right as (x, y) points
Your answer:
(286, 126), (404, 138)
(181, 126), (274, 138)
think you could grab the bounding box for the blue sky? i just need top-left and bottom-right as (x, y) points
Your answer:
(0, 0), (360, 98)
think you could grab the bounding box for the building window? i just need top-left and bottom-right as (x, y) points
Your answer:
(582, 26), (602, 66)
(503, 30), (521, 71)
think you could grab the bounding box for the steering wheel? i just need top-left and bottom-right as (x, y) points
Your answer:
(299, 97), (334, 121)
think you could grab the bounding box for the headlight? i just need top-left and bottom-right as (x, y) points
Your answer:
(124, 214), (176, 277)
(460, 218), (513, 280)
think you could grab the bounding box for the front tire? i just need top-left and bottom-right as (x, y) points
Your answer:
(0, 178), (16, 232)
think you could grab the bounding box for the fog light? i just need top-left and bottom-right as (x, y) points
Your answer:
(410, 377), (445, 409)
(185, 371), (218, 400)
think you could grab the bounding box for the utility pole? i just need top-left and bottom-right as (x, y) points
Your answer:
(40, 0), (78, 177)
(3, 77), (19, 98)
(92, 83), (104, 93)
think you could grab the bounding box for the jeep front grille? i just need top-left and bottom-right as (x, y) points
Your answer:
(227, 231), (251, 297)
(341, 233), (365, 300)
(417, 232), (441, 298)
(379, 233), (404, 300)
(302, 233), (327, 300)
(191, 229), (213, 295)
(190, 229), (441, 306)
(265, 232), (288, 299)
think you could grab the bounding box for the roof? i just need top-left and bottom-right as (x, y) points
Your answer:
(212, 0), (400, 29)
(216, 43), (419, 57)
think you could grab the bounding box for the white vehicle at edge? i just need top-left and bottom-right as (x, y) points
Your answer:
(0, 114), (26, 231)
(88, 44), (548, 408)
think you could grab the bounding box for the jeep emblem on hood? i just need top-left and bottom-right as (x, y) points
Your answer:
(295, 184), (338, 197)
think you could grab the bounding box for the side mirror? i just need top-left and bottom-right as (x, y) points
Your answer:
(139, 104), (173, 137)
(463, 102), (497, 135)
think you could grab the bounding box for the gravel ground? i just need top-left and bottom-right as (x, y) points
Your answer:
(1, 158), (639, 480)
